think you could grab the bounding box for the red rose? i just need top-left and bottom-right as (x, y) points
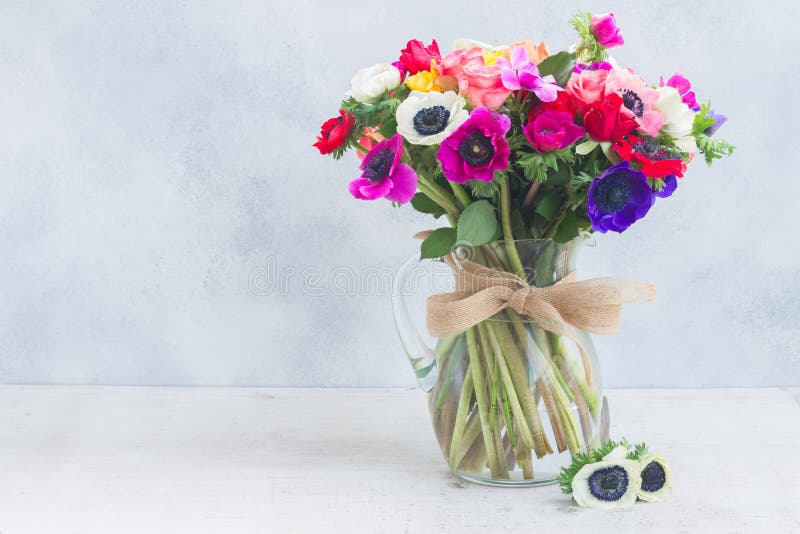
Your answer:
(583, 93), (638, 142)
(313, 109), (355, 155)
(399, 39), (441, 75)
(528, 91), (577, 122)
(613, 135), (686, 178)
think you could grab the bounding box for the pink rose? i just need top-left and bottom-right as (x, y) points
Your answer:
(438, 48), (511, 110)
(523, 110), (585, 152)
(590, 13), (624, 48)
(565, 69), (610, 114)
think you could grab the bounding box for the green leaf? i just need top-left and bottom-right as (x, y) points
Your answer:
(457, 200), (498, 247)
(534, 191), (561, 221)
(537, 51), (576, 86)
(410, 193), (445, 218)
(547, 164), (571, 186)
(420, 228), (457, 259)
(510, 209), (531, 240)
(377, 120), (397, 138)
(553, 209), (579, 243)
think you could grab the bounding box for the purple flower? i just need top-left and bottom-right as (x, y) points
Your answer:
(654, 174), (677, 198)
(587, 161), (654, 233)
(573, 61), (613, 74)
(523, 110), (585, 152)
(496, 46), (561, 102)
(704, 110), (728, 137)
(590, 13), (624, 48)
(660, 73), (700, 111)
(436, 107), (511, 184)
(349, 134), (417, 203)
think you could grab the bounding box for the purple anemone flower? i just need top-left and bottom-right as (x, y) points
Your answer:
(654, 174), (677, 198)
(436, 107), (511, 184)
(349, 134), (417, 203)
(704, 110), (728, 137)
(573, 61), (613, 74)
(497, 46), (561, 102)
(588, 161), (655, 233)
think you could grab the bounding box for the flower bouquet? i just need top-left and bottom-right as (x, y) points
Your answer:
(315, 11), (732, 487)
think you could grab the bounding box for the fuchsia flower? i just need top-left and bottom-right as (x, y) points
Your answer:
(590, 13), (624, 48)
(436, 107), (511, 183)
(573, 61), (613, 73)
(496, 46), (561, 102)
(523, 110), (585, 152)
(604, 69), (664, 137)
(398, 39), (441, 75)
(349, 134), (417, 203)
(660, 73), (700, 111)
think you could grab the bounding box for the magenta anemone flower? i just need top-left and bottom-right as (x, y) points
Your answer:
(348, 134), (417, 203)
(436, 107), (511, 184)
(660, 72), (700, 111)
(523, 110), (585, 152)
(497, 46), (561, 102)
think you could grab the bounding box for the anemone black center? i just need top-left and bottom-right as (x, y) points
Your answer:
(641, 461), (667, 492)
(620, 89), (645, 118)
(458, 131), (494, 166)
(593, 174), (632, 213)
(588, 466), (629, 501)
(633, 138), (670, 160)
(413, 105), (450, 136)
(362, 148), (393, 181)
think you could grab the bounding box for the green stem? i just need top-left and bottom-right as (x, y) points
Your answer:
(449, 182), (472, 208)
(466, 328), (503, 478)
(500, 179), (525, 278)
(448, 361), (474, 469)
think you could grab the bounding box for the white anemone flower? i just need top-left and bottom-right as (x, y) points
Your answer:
(347, 63), (401, 104)
(572, 458), (642, 510)
(396, 91), (469, 145)
(637, 453), (672, 502)
(655, 86), (697, 154)
(452, 38), (506, 52)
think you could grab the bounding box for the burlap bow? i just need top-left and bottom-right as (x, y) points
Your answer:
(425, 252), (656, 383)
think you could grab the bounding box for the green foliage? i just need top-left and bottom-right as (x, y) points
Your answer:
(510, 209), (531, 240)
(556, 438), (643, 494)
(696, 134), (735, 165)
(537, 51), (577, 86)
(692, 102), (717, 136)
(467, 174), (504, 198)
(648, 178), (665, 193)
(420, 228), (457, 259)
(627, 442), (649, 461)
(570, 11), (607, 64)
(553, 209), (580, 243)
(410, 193), (446, 218)
(534, 190), (561, 220)
(456, 200), (498, 247)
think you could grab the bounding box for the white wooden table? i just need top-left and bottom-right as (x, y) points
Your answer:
(0, 386), (797, 533)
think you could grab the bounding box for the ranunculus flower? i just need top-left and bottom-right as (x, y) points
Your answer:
(396, 91), (469, 145)
(436, 107), (511, 183)
(523, 110), (585, 152)
(565, 68), (610, 114)
(354, 127), (385, 161)
(660, 72), (700, 111)
(590, 12), (624, 48)
(527, 91), (577, 122)
(399, 39), (441, 75)
(505, 40), (549, 65)
(497, 46), (560, 102)
(613, 134), (686, 178)
(438, 48), (512, 110)
(348, 134), (417, 203)
(347, 63), (402, 104)
(583, 93), (638, 142)
(313, 109), (355, 155)
(405, 61), (444, 93)
(604, 69), (663, 137)
(655, 86), (697, 154)
(588, 161), (655, 233)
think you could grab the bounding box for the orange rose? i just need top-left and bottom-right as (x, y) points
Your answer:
(505, 40), (549, 65)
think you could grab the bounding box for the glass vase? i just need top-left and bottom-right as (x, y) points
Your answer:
(392, 237), (608, 487)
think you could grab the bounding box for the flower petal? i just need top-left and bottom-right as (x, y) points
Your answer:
(384, 163), (418, 203)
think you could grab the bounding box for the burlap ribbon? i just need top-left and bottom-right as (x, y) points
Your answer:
(423, 245), (656, 382)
